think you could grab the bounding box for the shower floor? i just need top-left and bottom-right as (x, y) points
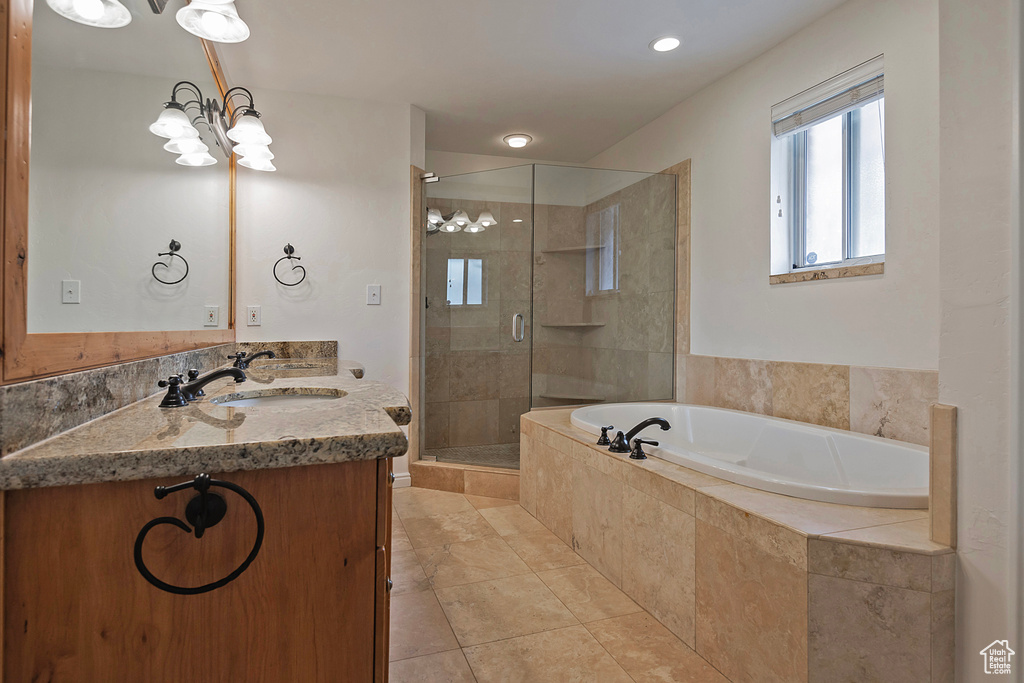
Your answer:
(425, 443), (520, 470)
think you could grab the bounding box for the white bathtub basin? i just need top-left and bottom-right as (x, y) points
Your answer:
(570, 403), (928, 508)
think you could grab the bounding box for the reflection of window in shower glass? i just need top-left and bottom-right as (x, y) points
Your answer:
(586, 205), (619, 295)
(447, 258), (484, 305)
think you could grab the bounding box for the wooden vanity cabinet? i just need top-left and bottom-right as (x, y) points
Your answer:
(1, 458), (394, 683)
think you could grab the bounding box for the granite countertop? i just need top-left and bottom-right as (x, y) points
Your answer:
(0, 359), (409, 491)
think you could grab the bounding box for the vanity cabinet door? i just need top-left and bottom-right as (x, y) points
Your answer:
(4, 460), (380, 682)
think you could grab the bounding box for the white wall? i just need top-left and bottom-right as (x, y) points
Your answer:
(937, 0), (1021, 678)
(236, 89), (424, 483)
(588, 0), (940, 371)
(28, 66), (230, 333)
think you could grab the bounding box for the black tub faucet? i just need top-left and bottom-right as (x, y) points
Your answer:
(596, 426), (615, 446)
(228, 350), (276, 369)
(608, 417), (671, 453)
(179, 367), (247, 403)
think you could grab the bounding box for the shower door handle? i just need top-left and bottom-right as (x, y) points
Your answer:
(511, 313), (525, 343)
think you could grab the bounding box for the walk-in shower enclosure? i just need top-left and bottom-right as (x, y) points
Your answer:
(421, 164), (676, 469)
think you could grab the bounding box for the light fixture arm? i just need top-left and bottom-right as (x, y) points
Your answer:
(170, 81), (206, 107)
(222, 86), (256, 116)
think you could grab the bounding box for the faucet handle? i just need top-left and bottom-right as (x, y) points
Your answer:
(158, 375), (182, 388)
(228, 351), (248, 359)
(596, 426), (615, 446)
(157, 375), (189, 408)
(629, 438), (659, 460)
(187, 369), (201, 381)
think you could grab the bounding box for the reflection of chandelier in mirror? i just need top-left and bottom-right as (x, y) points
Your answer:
(46, 0), (251, 44)
(149, 82), (276, 171)
(426, 208), (498, 234)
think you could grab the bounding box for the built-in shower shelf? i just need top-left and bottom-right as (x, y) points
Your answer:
(539, 394), (607, 403)
(540, 322), (606, 329)
(540, 245), (607, 254)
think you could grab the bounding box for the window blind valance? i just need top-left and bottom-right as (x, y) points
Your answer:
(772, 55), (884, 138)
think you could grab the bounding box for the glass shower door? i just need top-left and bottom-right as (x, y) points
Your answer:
(423, 165), (534, 469)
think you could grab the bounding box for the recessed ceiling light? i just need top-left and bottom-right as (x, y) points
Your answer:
(503, 134), (533, 149)
(650, 36), (681, 52)
(512, 219), (524, 223)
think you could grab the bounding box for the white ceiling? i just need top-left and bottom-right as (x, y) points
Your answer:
(35, 0), (850, 162)
(218, 0), (848, 162)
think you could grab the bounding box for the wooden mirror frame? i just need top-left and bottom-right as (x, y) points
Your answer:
(0, 0), (236, 383)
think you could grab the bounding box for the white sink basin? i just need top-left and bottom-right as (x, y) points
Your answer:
(210, 388), (346, 408)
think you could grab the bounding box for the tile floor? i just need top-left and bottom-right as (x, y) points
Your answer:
(390, 486), (730, 682)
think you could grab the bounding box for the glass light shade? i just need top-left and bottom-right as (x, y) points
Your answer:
(465, 223), (485, 234)
(503, 134), (532, 148)
(238, 157), (277, 172)
(176, 152), (217, 167)
(477, 211), (497, 227)
(232, 143), (274, 160)
(175, 1), (250, 43)
(442, 221), (461, 233)
(163, 137), (209, 155)
(427, 208), (443, 225)
(453, 210), (470, 226)
(46, 0), (131, 28)
(150, 107), (199, 139)
(227, 113), (272, 145)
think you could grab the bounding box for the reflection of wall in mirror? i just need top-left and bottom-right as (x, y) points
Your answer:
(27, 65), (230, 333)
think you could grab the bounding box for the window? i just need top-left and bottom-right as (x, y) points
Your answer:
(447, 258), (483, 305)
(771, 56), (885, 276)
(585, 204), (619, 295)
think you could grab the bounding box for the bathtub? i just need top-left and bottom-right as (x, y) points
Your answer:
(570, 403), (928, 508)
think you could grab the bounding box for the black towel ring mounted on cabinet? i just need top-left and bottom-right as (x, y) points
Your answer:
(151, 239), (190, 285)
(133, 473), (264, 596)
(273, 243), (306, 286)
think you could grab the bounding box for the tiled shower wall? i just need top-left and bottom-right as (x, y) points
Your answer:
(424, 198), (533, 449)
(532, 173), (676, 407)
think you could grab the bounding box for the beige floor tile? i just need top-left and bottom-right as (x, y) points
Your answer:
(463, 625), (633, 683)
(504, 529), (587, 572)
(479, 504), (548, 537)
(435, 573), (579, 646)
(393, 515), (414, 553)
(537, 564), (642, 623)
(588, 612), (730, 683)
(390, 590), (461, 662)
(392, 549), (432, 595)
(403, 510), (498, 549)
(416, 536), (532, 589)
(389, 649), (478, 683)
(465, 494), (520, 510)
(395, 487), (476, 520)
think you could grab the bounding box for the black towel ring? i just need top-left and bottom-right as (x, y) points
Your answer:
(273, 243), (306, 286)
(152, 240), (190, 285)
(133, 473), (264, 596)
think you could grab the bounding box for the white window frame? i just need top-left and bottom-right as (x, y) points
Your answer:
(770, 55), (886, 277)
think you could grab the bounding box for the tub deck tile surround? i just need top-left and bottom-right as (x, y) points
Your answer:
(521, 408), (955, 683)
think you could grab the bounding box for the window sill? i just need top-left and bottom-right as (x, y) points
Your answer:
(769, 262), (883, 285)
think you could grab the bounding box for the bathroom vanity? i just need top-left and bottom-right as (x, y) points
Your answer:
(0, 358), (407, 682)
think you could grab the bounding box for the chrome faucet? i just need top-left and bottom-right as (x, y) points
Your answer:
(608, 417), (671, 453)
(179, 367), (247, 403)
(228, 350), (276, 369)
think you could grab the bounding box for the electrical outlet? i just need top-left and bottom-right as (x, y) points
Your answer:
(247, 305), (261, 326)
(366, 284), (381, 305)
(204, 305), (219, 327)
(62, 280), (81, 304)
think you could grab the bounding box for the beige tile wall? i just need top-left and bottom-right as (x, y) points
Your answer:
(683, 354), (939, 447)
(521, 412), (955, 683)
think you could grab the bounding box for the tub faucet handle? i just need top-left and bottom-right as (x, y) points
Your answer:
(630, 438), (659, 460)
(597, 426), (615, 446)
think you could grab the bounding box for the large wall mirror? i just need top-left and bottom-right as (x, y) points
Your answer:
(1, 0), (235, 382)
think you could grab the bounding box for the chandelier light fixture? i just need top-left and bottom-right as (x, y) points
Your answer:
(47, 0), (251, 44)
(149, 81), (276, 171)
(426, 208), (498, 234)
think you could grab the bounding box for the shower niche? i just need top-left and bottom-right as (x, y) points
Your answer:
(421, 164), (677, 469)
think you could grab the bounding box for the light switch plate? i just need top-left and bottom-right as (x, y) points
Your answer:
(62, 280), (81, 304)
(366, 284), (381, 305)
(247, 305), (261, 326)
(204, 305), (219, 327)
